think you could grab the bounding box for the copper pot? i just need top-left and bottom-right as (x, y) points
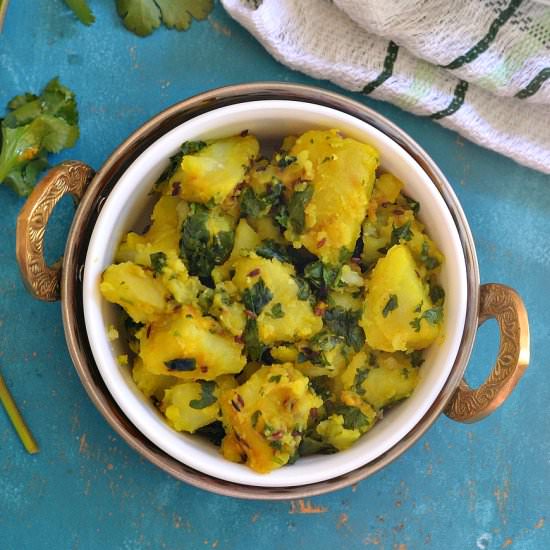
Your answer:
(15, 83), (529, 499)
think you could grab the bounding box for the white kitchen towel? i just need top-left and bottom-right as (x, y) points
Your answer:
(221, 0), (550, 174)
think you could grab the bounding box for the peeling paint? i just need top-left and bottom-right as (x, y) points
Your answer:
(289, 499), (328, 514)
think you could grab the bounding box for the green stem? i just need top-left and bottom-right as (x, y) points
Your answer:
(0, 0), (9, 33)
(0, 368), (39, 454)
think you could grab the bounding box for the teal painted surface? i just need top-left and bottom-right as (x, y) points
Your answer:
(1, 2), (549, 549)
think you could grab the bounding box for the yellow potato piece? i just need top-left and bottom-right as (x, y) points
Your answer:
(231, 255), (323, 344)
(100, 262), (170, 324)
(139, 305), (246, 380)
(167, 135), (260, 204)
(162, 381), (220, 433)
(361, 244), (442, 352)
(115, 196), (186, 265)
(220, 364), (322, 473)
(284, 129), (379, 264)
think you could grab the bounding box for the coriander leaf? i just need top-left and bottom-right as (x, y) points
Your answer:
(353, 368), (368, 395)
(150, 251), (167, 274)
(390, 221), (413, 246)
(277, 155), (297, 168)
(179, 204), (234, 278)
(410, 306), (444, 332)
(116, 0), (161, 37)
(189, 381), (217, 409)
(64, 0), (95, 25)
(240, 181), (283, 219)
(323, 307), (365, 351)
(304, 260), (342, 291)
(251, 410), (262, 428)
(256, 240), (291, 263)
(293, 276), (312, 301)
(382, 294), (398, 317)
(0, 78), (79, 196)
(243, 319), (265, 361)
(422, 306), (443, 325)
(116, 0), (213, 37)
(336, 406), (371, 430)
(268, 302), (284, 319)
(242, 278), (273, 316)
(164, 358), (196, 372)
(287, 184), (313, 234)
(195, 421), (225, 446)
(429, 284), (445, 304)
(403, 194), (420, 214)
(269, 375), (282, 383)
(155, 0), (213, 30)
(181, 140), (207, 156)
(420, 241), (440, 270)
(409, 350), (425, 368)
(299, 435), (338, 456)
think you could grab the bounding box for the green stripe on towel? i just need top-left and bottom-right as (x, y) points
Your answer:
(515, 67), (550, 99)
(362, 41), (399, 95)
(430, 80), (469, 120)
(442, 0), (524, 70)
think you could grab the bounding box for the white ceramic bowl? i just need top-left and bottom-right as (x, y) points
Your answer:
(83, 100), (467, 487)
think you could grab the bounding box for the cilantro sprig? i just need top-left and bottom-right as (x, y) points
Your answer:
(116, 0), (213, 37)
(0, 78), (79, 196)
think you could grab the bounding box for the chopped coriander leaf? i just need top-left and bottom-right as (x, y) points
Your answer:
(277, 154), (297, 168)
(299, 435), (338, 456)
(150, 251), (167, 274)
(189, 381), (217, 409)
(243, 319), (265, 361)
(304, 260), (342, 290)
(268, 303), (284, 318)
(164, 358), (196, 372)
(297, 348), (329, 367)
(430, 284), (445, 304)
(336, 405), (371, 431)
(403, 194), (420, 214)
(269, 375), (282, 383)
(181, 140), (207, 155)
(323, 307), (365, 351)
(382, 294), (398, 317)
(251, 410), (262, 428)
(309, 376), (332, 401)
(390, 221), (413, 246)
(293, 276), (312, 301)
(179, 203), (234, 278)
(256, 240), (291, 263)
(287, 184), (314, 234)
(65, 0), (95, 25)
(420, 241), (440, 270)
(353, 369), (368, 395)
(409, 350), (425, 368)
(242, 278), (273, 316)
(410, 306), (444, 332)
(195, 421), (225, 446)
(240, 181), (283, 219)
(0, 78), (79, 196)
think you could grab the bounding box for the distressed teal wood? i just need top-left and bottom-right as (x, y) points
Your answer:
(0, 2), (548, 549)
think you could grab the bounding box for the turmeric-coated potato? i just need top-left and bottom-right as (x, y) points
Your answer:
(219, 364), (322, 473)
(361, 244), (442, 352)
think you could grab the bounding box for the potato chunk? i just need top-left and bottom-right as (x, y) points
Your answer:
(115, 196), (186, 265)
(100, 262), (170, 324)
(139, 305), (246, 380)
(231, 255), (322, 344)
(162, 381), (221, 433)
(361, 245), (442, 352)
(341, 350), (420, 410)
(283, 130), (379, 264)
(167, 136), (260, 204)
(220, 364), (322, 473)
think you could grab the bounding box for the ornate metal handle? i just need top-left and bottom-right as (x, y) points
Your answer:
(16, 161), (95, 302)
(445, 283), (529, 423)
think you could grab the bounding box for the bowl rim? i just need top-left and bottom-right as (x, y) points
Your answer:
(61, 82), (480, 499)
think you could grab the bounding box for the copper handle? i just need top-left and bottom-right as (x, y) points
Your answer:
(16, 161), (95, 302)
(445, 283), (529, 423)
